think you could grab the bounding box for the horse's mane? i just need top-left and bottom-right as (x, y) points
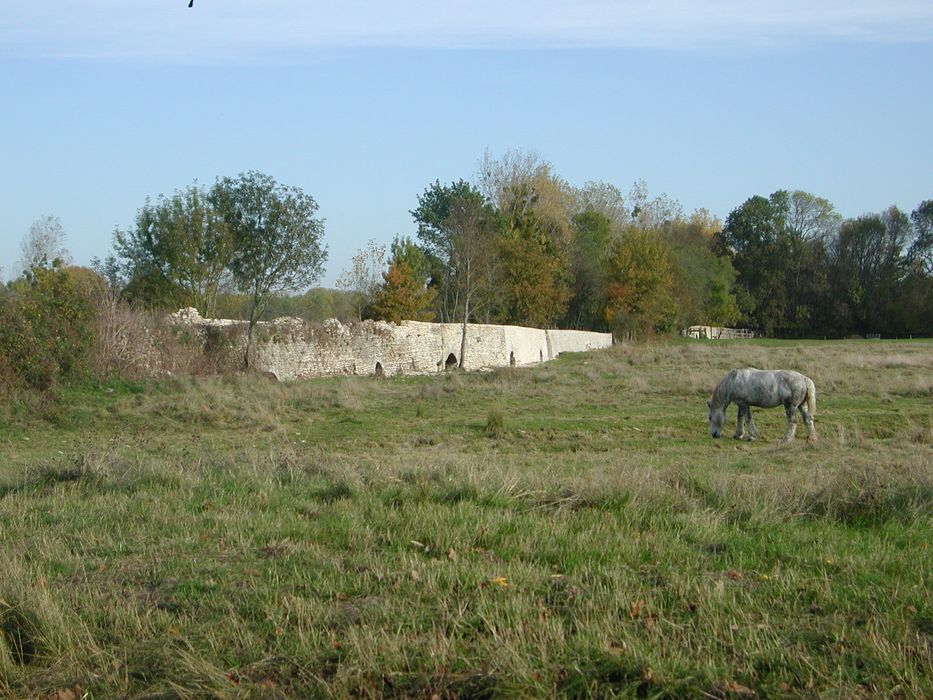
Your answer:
(710, 369), (738, 407)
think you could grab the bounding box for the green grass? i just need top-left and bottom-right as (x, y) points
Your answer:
(1, 339), (932, 698)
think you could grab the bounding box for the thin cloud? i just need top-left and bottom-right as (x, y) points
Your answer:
(2, 0), (932, 62)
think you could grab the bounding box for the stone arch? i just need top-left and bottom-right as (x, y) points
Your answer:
(444, 353), (458, 370)
(374, 361), (385, 377)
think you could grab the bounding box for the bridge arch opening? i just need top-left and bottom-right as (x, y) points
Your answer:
(445, 353), (458, 370)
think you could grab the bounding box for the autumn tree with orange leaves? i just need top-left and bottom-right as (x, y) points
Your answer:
(370, 260), (435, 324)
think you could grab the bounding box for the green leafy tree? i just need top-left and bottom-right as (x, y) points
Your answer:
(564, 211), (614, 329)
(210, 171), (328, 366)
(114, 183), (234, 315)
(830, 208), (912, 335)
(411, 179), (489, 323)
(893, 199), (933, 336)
(389, 236), (435, 286)
(412, 181), (502, 365)
(664, 212), (740, 327)
(774, 190), (842, 332)
(783, 190), (843, 243)
(719, 190), (842, 335)
(447, 195), (503, 365)
(908, 199), (933, 276)
(717, 193), (792, 335)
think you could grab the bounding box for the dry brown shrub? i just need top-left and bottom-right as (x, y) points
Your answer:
(92, 287), (243, 380)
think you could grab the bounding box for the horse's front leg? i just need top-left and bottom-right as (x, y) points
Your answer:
(746, 408), (759, 440)
(781, 402), (797, 442)
(734, 404), (748, 439)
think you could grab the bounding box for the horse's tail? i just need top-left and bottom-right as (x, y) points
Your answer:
(805, 377), (816, 416)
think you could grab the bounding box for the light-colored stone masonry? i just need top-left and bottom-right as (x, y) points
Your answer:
(170, 308), (613, 380)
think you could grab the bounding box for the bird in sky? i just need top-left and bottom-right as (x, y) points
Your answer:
(188, 0), (194, 7)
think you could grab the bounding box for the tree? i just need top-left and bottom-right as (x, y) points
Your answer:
(895, 198), (933, 336)
(783, 190), (843, 243)
(370, 259), (436, 323)
(664, 213), (741, 328)
(564, 211), (614, 329)
(480, 149), (574, 251)
(908, 199), (933, 276)
(447, 195), (502, 366)
(500, 221), (570, 328)
(604, 228), (675, 338)
(627, 179), (684, 230)
(18, 215), (71, 277)
(830, 207), (912, 335)
(412, 179), (488, 323)
(480, 150), (573, 327)
(775, 190), (842, 333)
(411, 179), (503, 330)
(370, 236), (436, 324)
(337, 239), (386, 321)
(719, 190), (844, 335)
(113, 184), (234, 315)
(211, 171), (327, 366)
(717, 193), (792, 335)
(573, 181), (629, 229)
(389, 235), (435, 287)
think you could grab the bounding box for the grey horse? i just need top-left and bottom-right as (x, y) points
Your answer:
(708, 368), (817, 442)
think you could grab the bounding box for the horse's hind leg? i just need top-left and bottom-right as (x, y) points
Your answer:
(782, 402), (797, 442)
(798, 404), (817, 442)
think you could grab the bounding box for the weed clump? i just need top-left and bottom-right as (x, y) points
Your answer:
(483, 410), (507, 439)
(0, 600), (42, 666)
(312, 481), (354, 503)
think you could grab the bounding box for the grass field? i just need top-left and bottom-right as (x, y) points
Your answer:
(1, 339), (931, 699)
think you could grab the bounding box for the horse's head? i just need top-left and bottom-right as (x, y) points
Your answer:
(708, 399), (725, 438)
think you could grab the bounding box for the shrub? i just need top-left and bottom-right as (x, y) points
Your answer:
(0, 266), (98, 392)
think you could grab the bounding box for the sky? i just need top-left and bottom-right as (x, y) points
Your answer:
(2, 1), (932, 287)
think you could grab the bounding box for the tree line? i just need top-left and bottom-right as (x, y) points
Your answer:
(91, 155), (933, 341)
(343, 152), (933, 340)
(3, 154), (931, 395)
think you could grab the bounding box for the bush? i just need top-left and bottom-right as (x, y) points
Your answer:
(0, 266), (98, 392)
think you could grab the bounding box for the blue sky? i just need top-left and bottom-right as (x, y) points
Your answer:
(2, 1), (931, 286)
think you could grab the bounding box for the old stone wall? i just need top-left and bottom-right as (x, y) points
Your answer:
(169, 308), (612, 380)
